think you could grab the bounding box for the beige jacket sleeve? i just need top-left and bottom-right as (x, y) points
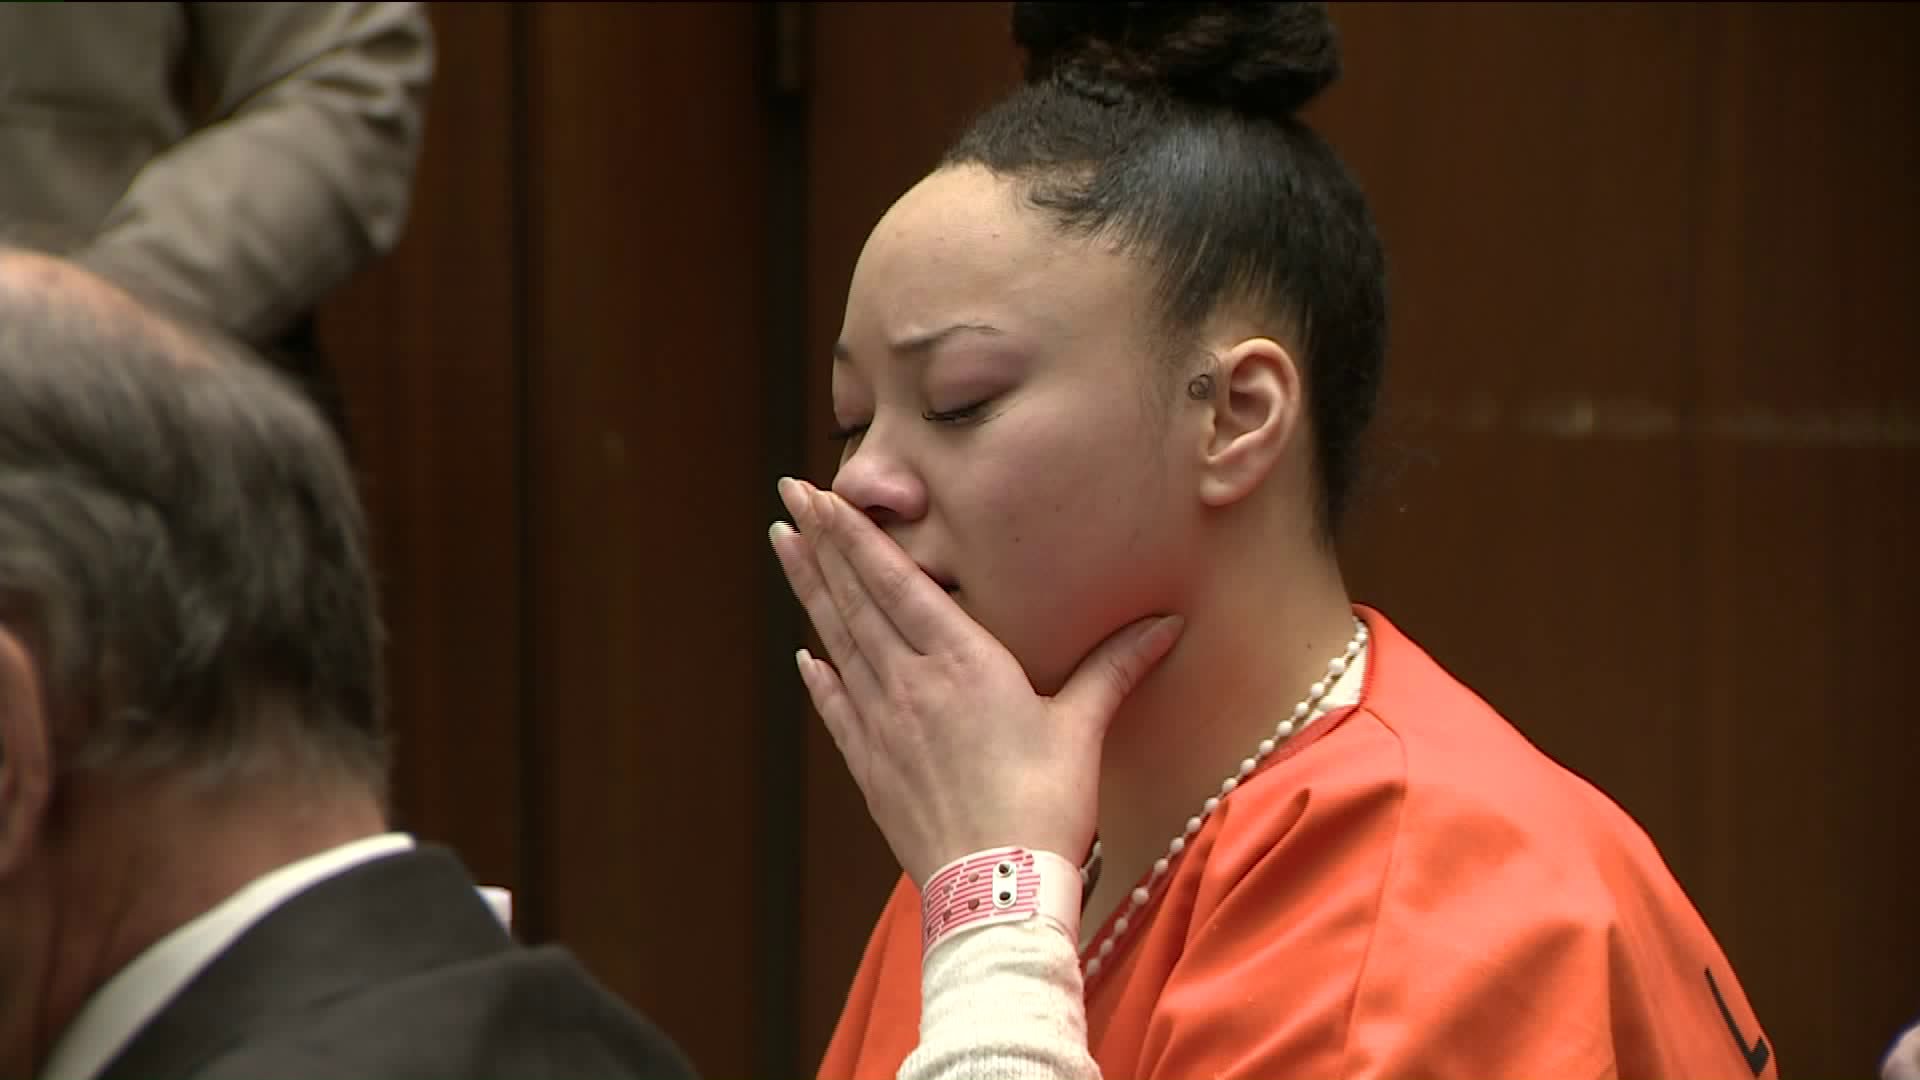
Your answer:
(75, 2), (433, 344)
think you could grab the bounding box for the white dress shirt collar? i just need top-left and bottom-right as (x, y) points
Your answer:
(39, 832), (416, 1080)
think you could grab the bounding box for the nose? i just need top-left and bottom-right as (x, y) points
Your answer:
(831, 429), (928, 529)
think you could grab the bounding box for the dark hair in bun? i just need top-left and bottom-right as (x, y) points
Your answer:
(1014, 2), (1340, 117)
(943, 2), (1385, 534)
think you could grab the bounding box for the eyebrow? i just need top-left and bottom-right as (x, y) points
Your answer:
(832, 322), (1005, 363)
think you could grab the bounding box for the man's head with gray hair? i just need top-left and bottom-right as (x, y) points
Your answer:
(0, 249), (390, 1077)
(0, 246), (386, 784)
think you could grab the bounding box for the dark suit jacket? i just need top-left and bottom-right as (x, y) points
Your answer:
(100, 846), (698, 1080)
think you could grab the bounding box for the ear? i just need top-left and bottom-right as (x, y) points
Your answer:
(1194, 337), (1306, 507)
(0, 627), (52, 877)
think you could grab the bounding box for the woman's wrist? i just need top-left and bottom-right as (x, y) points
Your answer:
(921, 846), (1083, 960)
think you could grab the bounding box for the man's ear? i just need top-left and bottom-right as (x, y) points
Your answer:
(1195, 336), (1306, 508)
(0, 627), (52, 877)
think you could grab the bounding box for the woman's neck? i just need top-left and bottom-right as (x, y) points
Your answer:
(1083, 547), (1357, 939)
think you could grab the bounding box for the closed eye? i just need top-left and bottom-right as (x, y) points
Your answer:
(829, 399), (991, 442)
(922, 401), (989, 426)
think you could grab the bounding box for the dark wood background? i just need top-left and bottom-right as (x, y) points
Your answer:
(320, 4), (1919, 1076)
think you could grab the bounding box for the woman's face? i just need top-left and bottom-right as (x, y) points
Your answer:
(830, 166), (1197, 694)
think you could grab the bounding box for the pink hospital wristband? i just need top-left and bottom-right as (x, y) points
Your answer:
(920, 846), (1082, 959)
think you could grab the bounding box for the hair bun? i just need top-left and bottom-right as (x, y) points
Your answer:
(1012, 2), (1341, 117)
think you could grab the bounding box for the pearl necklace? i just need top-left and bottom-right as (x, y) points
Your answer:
(1080, 617), (1370, 979)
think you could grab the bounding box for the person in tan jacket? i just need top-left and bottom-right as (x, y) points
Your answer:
(0, 1), (433, 430)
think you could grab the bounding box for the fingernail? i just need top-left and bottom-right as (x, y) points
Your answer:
(769, 520), (796, 543)
(777, 477), (803, 517)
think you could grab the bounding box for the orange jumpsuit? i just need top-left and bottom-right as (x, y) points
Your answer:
(820, 607), (1776, 1080)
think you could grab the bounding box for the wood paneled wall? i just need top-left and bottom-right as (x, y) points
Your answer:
(520, 5), (769, 1075)
(323, 5), (777, 1076)
(321, 4), (1918, 1076)
(1323, 4), (1920, 1069)
(321, 2), (524, 894)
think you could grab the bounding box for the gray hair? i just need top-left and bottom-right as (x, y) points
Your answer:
(0, 258), (387, 791)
